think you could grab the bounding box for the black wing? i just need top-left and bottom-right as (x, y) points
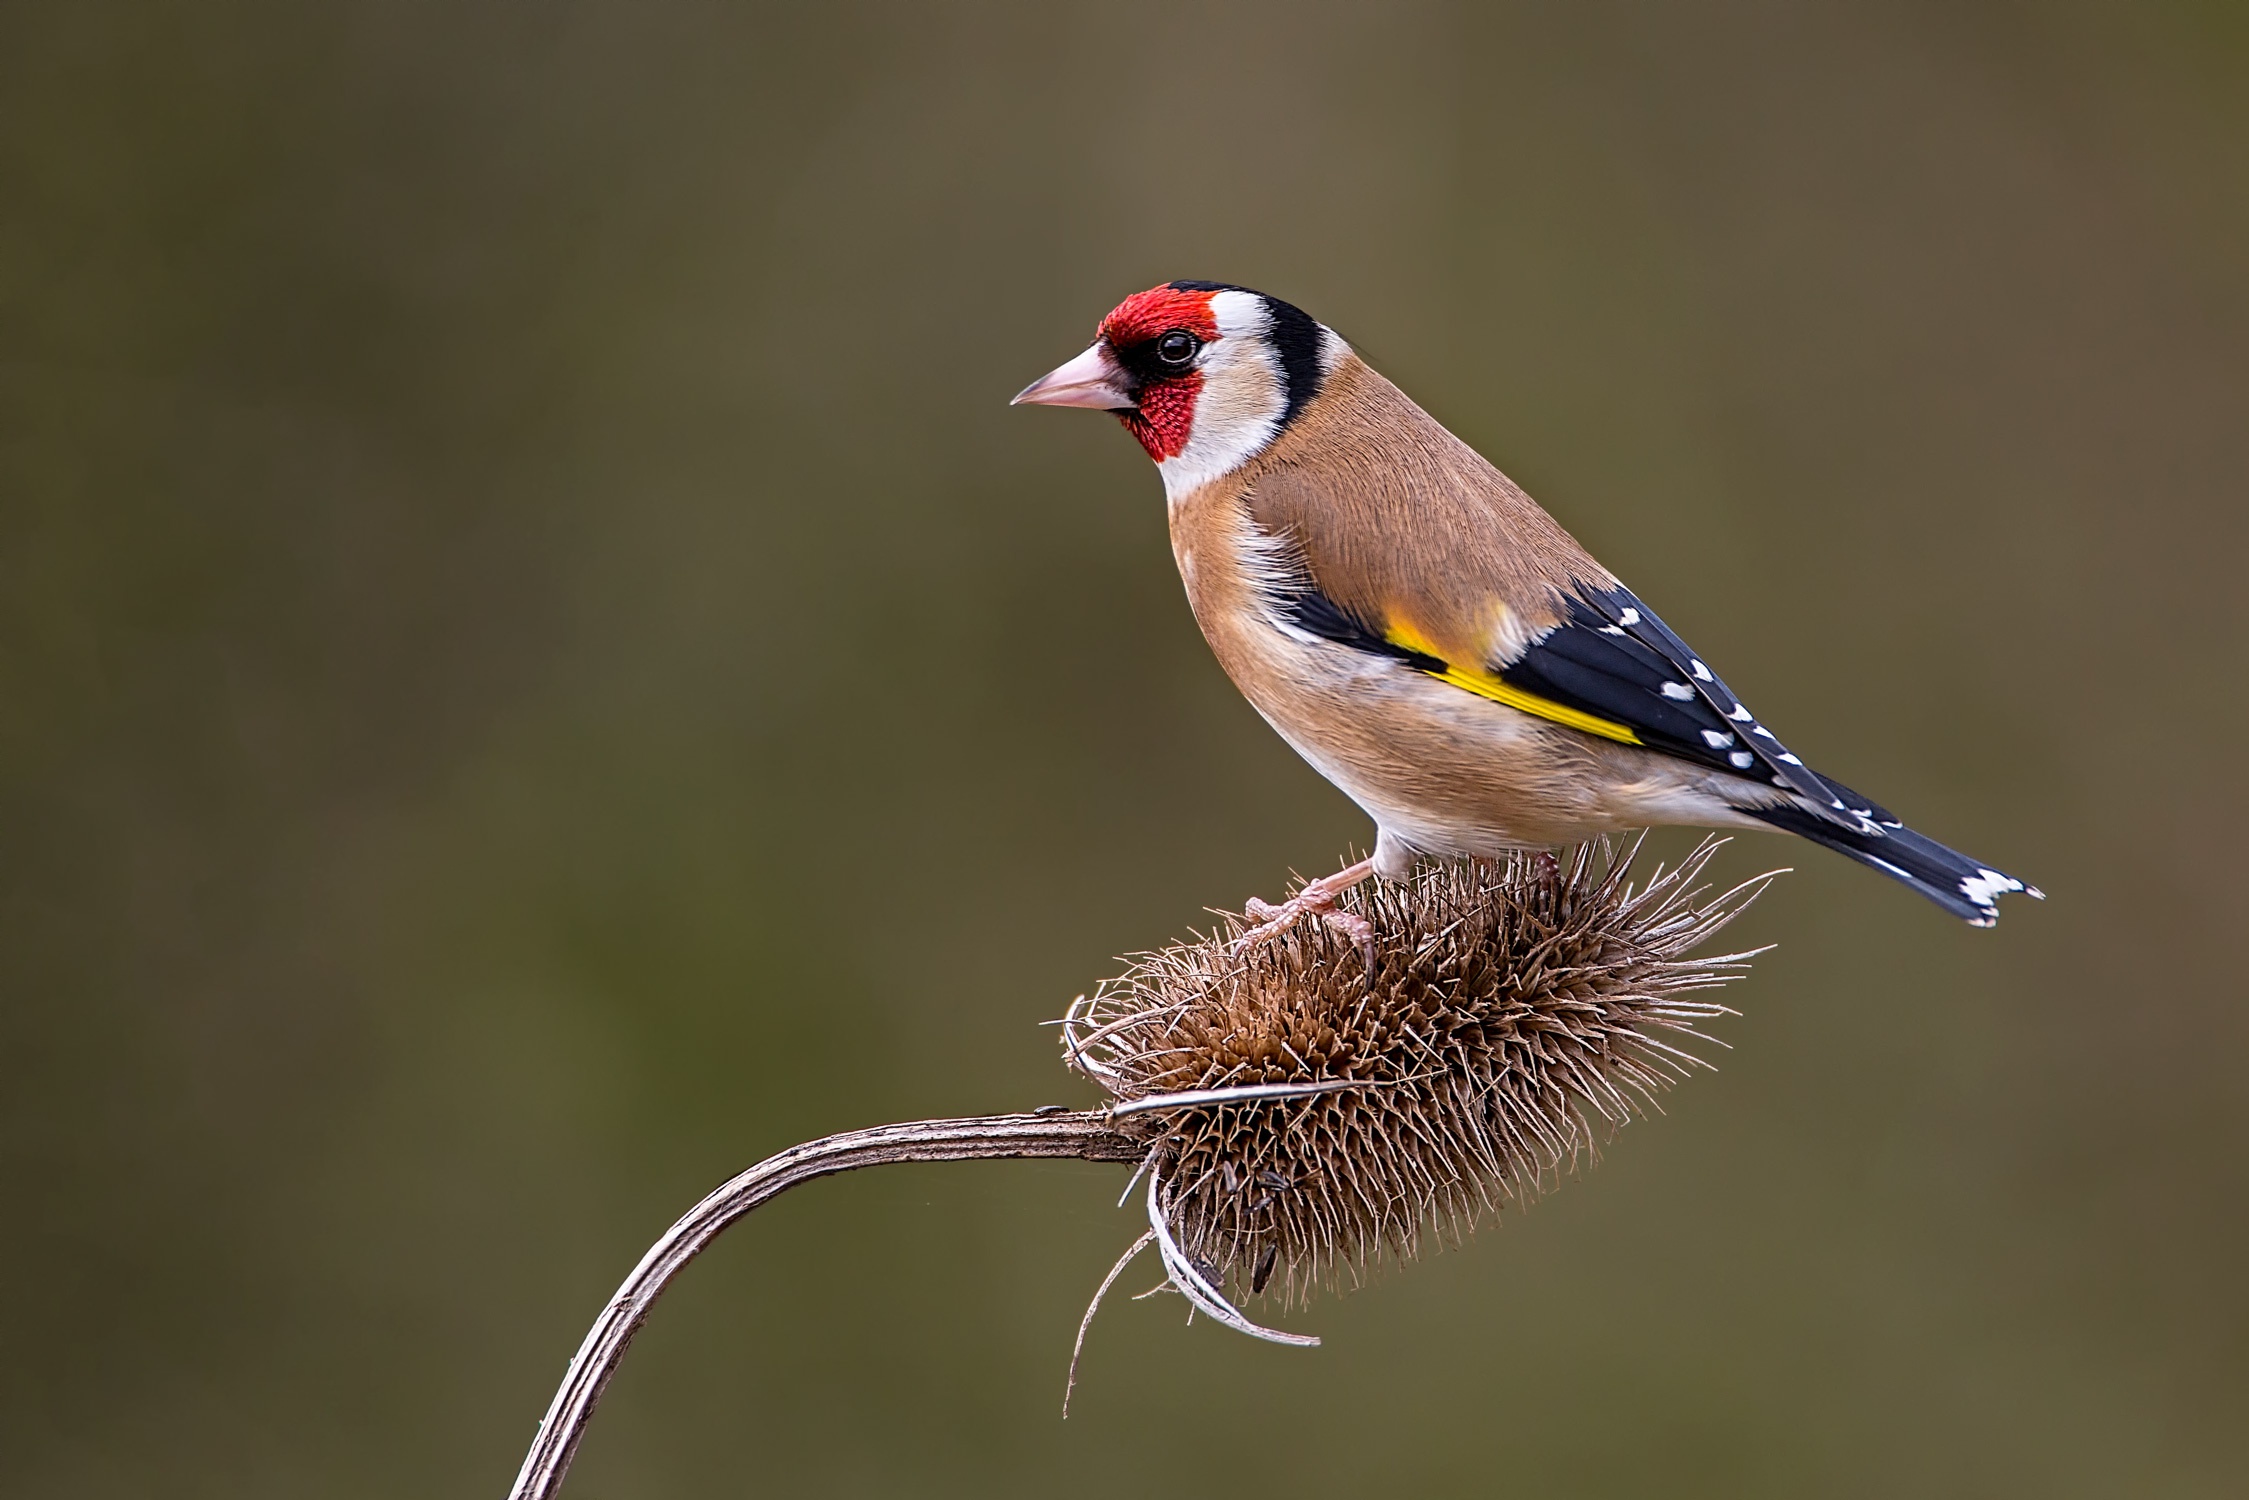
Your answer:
(1498, 584), (1889, 833)
(1268, 571), (2036, 921)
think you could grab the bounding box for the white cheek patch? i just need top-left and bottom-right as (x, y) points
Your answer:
(1156, 290), (1288, 503)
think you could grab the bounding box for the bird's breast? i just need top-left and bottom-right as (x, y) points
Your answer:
(1168, 488), (1598, 850)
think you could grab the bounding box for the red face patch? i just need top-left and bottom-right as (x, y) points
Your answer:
(1099, 285), (1221, 461)
(1099, 285), (1221, 349)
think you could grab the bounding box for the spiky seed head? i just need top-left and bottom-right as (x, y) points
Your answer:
(1063, 838), (1778, 1310)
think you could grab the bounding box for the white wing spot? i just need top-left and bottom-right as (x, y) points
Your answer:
(1701, 729), (1736, 749)
(1750, 725), (1777, 739)
(1599, 625), (1627, 636)
(1690, 660), (1713, 681)
(1777, 752), (1802, 765)
(1618, 607), (1642, 626)
(1728, 704), (1754, 722)
(1729, 751), (1755, 768)
(1959, 869), (2023, 909)
(1660, 681), (1694, 700)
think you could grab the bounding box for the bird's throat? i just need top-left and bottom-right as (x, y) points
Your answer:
(1116, 373), (1201, 461)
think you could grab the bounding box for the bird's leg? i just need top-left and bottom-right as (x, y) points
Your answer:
(1238, 858), (1378, 963)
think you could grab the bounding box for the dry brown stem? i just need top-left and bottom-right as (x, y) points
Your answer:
(505, 1112), (1141, 1500)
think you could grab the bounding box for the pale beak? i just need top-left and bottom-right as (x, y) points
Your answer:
(1010, 342), (1138, 410)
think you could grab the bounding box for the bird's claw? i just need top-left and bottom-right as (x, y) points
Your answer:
(1234, 860), (1380, 974)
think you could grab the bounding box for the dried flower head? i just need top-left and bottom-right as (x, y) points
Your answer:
(505, 840), (1791, 1470)
(1062, 837), (1777, 1344)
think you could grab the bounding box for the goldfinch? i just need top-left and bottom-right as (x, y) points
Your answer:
(1014, 281), (2039, 936)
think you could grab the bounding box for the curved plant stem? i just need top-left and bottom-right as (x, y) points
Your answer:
(506, 1111), (1142, 1500)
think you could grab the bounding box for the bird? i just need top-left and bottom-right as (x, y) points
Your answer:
(1012, 281), (2038, 944)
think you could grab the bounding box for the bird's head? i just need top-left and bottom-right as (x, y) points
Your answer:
(1013, 281), (1344, 499)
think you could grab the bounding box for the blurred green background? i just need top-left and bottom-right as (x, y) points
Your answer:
(4, 2), (2245, 1495)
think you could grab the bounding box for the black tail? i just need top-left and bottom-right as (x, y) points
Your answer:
(1737, 775), (2040, 927)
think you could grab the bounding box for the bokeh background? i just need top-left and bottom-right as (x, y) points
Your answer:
(5, 2), (2246, 1495)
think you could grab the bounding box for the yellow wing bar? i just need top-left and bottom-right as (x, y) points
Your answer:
(1383, 620), (1643, 746)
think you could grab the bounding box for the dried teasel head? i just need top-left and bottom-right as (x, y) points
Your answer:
(507, 838), (1793, 1474)
(1061, 837), (1779, 1346)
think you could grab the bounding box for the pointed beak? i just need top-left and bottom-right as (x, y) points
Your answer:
(1010, 342), (1138, 410)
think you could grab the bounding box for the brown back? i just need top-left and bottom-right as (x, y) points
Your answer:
(1237, 357), (1612, 665)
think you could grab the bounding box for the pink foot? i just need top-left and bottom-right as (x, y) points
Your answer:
(1237, 858), (1378, 966)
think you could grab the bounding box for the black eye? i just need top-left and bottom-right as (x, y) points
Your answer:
(1154, 329), (1200, 367)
